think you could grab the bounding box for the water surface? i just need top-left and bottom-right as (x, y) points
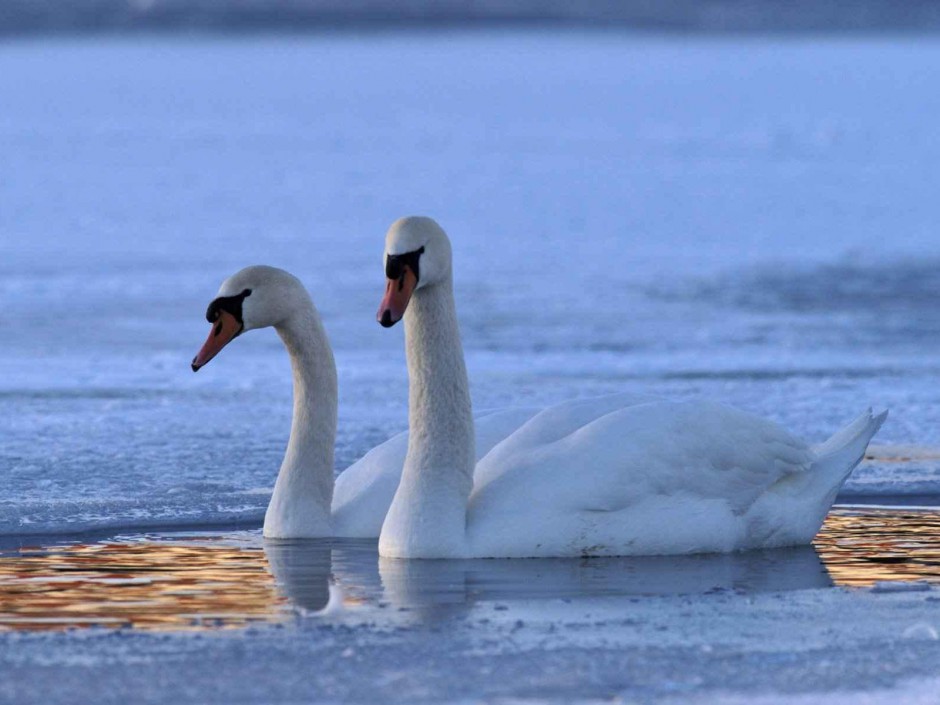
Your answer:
(2, 33), (940, 536)
(2, 508), (937, 632)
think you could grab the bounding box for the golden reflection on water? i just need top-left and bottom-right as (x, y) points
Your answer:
(0, 539), (284, 632)
(815, 508), (940, 587)
(0, 508), (938, 632)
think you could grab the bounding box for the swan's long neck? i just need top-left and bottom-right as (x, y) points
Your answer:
(263, 305), (337, 538)
(380, 275), (475, 557)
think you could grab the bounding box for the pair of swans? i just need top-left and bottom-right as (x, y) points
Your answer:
(192, 216), (886, 559)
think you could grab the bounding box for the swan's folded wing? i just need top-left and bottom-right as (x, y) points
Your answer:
(472, 392), (663, 488)
(470, 400), (814, 522)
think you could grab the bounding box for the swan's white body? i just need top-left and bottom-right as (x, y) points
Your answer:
(463, 395), (884, 557)
(376, 217), (888, 559)
(270, 401), (539, 538)
(195, 265), (539, 539)
(333, 406), (539, 537)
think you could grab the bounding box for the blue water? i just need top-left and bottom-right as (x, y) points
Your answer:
(2, 33), (940, 536)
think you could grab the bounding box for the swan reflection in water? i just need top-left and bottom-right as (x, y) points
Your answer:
(1, 509), (938, 631)
(269, 508), (940, 615)
(265, 539), (833, 618)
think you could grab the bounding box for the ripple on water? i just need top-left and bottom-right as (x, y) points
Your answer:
(0, 508), (937, 632)
(814, 509), (940, 587)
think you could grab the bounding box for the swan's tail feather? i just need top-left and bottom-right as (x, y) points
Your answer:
(814, 408), (888, 461)
(808, 407), (888, 506)
(748, 409), (887, 549)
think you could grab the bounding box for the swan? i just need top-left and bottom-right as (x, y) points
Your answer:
(190, 265), (540, 538)
(374, 216), (888, 559)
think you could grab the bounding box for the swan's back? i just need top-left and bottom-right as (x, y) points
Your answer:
(467, 397), (820, 558)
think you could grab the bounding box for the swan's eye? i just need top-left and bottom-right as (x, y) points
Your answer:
(386, 257), (403, 281)
(205, 289), (252, 324)
(385, 246), (425, 283)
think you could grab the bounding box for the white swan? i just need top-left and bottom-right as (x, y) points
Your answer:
(374, 216), (888, 559)
(191, 266), (539, 538)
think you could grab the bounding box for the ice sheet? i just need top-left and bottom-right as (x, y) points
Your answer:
(2, 33), (940, 535)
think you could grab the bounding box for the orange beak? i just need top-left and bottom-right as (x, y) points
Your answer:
(191, 310), (242, 371)
(377, 267), (417, 328)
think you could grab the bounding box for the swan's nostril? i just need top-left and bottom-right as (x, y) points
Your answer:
(379, 310), (394, 328)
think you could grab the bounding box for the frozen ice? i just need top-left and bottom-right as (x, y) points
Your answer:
(871, 581), (934, 594)
(902, 623), (939, 641)
(2, 26), (940, 705)
(3, 33), (940, 536)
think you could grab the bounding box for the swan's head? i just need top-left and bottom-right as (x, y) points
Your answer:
(376, 216), (452, 328)
(191, 265), (307, 371)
